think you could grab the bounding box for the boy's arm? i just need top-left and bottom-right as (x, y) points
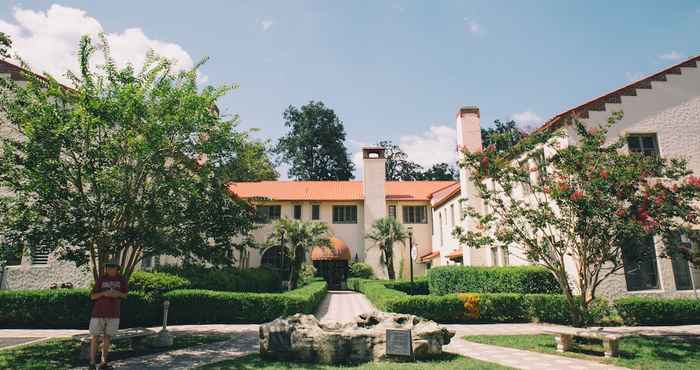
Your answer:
(114, 278), (129, 299)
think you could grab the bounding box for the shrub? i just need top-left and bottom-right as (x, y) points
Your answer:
(129, 271), (190, 300)
(163, 281), (327, 324)
(157, 265), (281, 292)
(348, 262), (375, 279)
(299, 263), (317, 287)
(614, 297), (700, 326)
(428, 266), (560, 295)
(384, 279), (429, 295)
(0, 289), (157, 329)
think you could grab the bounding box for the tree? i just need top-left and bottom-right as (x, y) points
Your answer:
(276, 101), (355, 180)
(418, 162), (458, 180)
(266, 218), (331, 290)
(481, 119), (525, 154)
(0, 35), (275, 281)
(379, 140), (423, 180)
(455, 112), (700, 326)
(0, 32), (11, 59)
(366, 217), (408, 280)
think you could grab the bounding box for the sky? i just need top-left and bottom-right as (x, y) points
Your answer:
(1, 1), (699, 178)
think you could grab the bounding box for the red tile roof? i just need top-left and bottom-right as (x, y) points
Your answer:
(420, 251), (440, 263)
(430, 182), (461, 208)
(227, 180), (457, 201)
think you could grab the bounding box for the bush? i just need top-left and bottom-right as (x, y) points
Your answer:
(0, 289), (158, 329)
(428, 266), (560, 295)
(614, 297), (700, 326)
(129, 271), (190, 300)
(384, 279), (429, 295)
(163, 281), (327, 324)
(348, 262), (375, 279)
(157, 265), (280, 292)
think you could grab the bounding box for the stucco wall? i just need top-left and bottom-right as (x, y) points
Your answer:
(1, 253), (91, 290)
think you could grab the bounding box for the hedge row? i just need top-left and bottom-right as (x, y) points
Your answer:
(427, 266), (560, 295)
(163, 281), (328, 324)
(348, 279), (607, 325)
(0, 281), (327, 329)
(614, 297), (700, 326)
(156, 265), (281, 293)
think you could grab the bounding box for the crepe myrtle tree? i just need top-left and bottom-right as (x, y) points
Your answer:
(0, 35), (276, 281)
(454, 112), (700, 326)
(266, 218), (331, 290)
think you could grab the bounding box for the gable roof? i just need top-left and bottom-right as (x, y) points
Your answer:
(538, 54), (700, 133)
(227, 180), (458, 202)
(430, 182), (461, 208)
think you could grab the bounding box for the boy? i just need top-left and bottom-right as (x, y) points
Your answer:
(89, 262), (128, 369)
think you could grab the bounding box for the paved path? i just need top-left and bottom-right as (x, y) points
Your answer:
(446, 337), (628, 370)
(443, 323), (700, 337)
(314, 290), (375, 323)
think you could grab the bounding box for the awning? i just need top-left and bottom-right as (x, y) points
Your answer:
(420, 251), (440, 263)
(447, 249), (463, 260)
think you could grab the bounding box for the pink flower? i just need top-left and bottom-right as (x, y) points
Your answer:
(588, 127), (599, 135)
(615, 208), (626, 217)
(654, 195), (665, 206)
(558, 182), (570, 192)
(570, 190), (584, 201)
(543, 186), (551, 194)
(688, 176), (700, 189)
(486, 144), (497, 153)
(480, 156), (490, 167)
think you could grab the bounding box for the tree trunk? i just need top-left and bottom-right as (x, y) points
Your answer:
(385, 241), (396, 280)
(288, 245), (305, 290)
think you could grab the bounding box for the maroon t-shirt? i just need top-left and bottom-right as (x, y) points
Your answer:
(91, 275), (128, 318)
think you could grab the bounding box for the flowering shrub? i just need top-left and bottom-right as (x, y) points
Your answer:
(458, 293), (481, 319)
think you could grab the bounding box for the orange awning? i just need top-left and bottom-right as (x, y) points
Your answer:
(420, 251), (440, 263)
(447, 249), (463, 260)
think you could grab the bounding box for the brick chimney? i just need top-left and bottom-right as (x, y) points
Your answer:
(362, 147), (387, 276)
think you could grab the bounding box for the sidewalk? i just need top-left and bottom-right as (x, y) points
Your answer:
(314, 290), (375, 323)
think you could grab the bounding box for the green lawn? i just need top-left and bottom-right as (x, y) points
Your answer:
(466, 334), (700, 370)
(0, 332), (233, 370)
(202, 353), (513, 370)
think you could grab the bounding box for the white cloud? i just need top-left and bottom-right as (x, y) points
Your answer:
(658, 51), (684, 61)
(0, 5), (198, 83)
(464, 18), (481, 34)
(510, 111), (542, 133)
(260, 19), (274, 32)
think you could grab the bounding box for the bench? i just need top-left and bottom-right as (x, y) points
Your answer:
(73, 327), (156, 360)
(544, 329), (628, 358)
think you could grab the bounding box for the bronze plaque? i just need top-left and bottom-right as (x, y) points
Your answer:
(386, 329), (413, 357)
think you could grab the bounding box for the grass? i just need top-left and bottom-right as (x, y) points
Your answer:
(0, 332), (234, 370)
(201, 353), (513, 370)
(466, 334), (700, 370)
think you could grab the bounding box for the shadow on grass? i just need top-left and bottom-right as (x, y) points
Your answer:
(205, 353), (467, 370)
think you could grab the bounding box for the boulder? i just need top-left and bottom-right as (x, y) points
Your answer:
(259, 311), (455, 364)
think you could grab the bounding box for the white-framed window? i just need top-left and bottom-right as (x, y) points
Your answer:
(256, 205), (281, 223)
(403, 206), (428, 224)
(622, 236), (660, 291)
(388, 205), (397, 219)
(311, 204), (321, 220)
(332, 205), (358, 224)
(450, 204), (455, 227)
(627, 134), (659, 157)
(293, 204), (302, 220)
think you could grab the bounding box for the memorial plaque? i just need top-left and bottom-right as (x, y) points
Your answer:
(386, 329), (413, 358)
(269, 330), (291, 351)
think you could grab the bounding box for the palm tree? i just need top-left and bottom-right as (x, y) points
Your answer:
(365, 217), (408, 280)
(267, 218), (331, 290)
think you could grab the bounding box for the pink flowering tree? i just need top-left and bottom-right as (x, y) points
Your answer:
(454, 112), (700, 326)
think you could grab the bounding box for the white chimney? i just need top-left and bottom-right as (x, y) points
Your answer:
(456, 106), (483, 265)
(362, 147), (387, 276)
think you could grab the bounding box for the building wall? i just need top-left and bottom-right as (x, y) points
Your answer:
(1, 253), (91, 290)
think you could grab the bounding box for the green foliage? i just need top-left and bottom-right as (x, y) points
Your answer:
(299, 263), (317, 286)
(157, 265), (281, 293)
(0, 289), (158, 329)
(0, 31), (11, 58)
(275, 101), (355, 180)
(378, 140), (456, 181)
(0, 35), (275, 281)
(266, 218), (331, 290)
(427, 266), (560, 295)
(348, 261), (375, 279)
(456, 112), (700, 326)
(614, 297), (700, 325)
(480, 119), (525, 154)
(365, 217), (408, 280)
(418, 162), (458, 181)
(163, 281), (327, 324)
(129, 271), (191, 300)
(384, 279), (429, 295)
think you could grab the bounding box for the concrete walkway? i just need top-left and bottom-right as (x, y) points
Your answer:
(446, 337), (628, 370)
(314, 290), (375, 323)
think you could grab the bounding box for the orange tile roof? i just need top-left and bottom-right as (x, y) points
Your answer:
(420, 251), (440, 263)
(227, 180), (458, 201)
(430, 182), (461, 208)
(447, 249), (463, 259)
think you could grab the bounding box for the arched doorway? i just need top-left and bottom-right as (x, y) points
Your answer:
(311, 237), (350, 290)
(261, 246), (292, 281)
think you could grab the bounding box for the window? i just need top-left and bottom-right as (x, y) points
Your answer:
(670, 234), (694, 291)
(312, 204), (320, 220)
(450, 204), (455, 227)
(293, 204), (302, 220)
(627, 134), (659, 157)
(30, 246), (50, 265)
(491, 247), (499, 266)
(439, 214), (444, 247)
(388, 205), (397, 219)
(622, 236), (660, 291)
(332, 205), (357, 224)
(256, 205), (281, 223)
(403, 206), (428, 224)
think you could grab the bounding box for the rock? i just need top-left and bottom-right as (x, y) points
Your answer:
(259, 311), (455, 364)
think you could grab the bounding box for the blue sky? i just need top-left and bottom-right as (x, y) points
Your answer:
(1, 1), (699, 176)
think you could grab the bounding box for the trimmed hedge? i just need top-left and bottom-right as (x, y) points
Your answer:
(348, 278), (606, 325)
(157, 265), (281, 293)
(163, 281), (328, 324)
(129, 271), (191, 300)
(0, 289), (158, 329)
(428, 266), (560, 295)
(384, 279), (429, 296)
(614, 297), (700, 326)
(348, 262), (375, 279)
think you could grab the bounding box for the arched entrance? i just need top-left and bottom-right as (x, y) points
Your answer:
(311, 237), (350, 290)
(261, 246), (292, 281)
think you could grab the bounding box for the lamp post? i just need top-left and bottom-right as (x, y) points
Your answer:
(408, 227), (414, 283)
